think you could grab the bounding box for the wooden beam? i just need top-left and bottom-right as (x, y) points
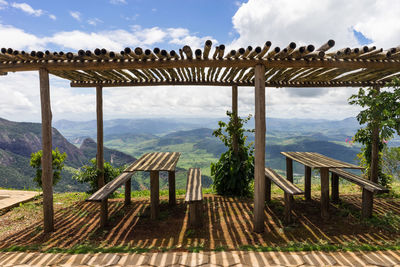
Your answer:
(253, 64), (266, 233)
(3, 57), (400, 73)
(96, 85), (105, 189)
(232, 85), (239, 156)
(331, 172), (339, 203)
(69, 80), (388, 88)
(39, 68), (54, 233)
(124, 178), (131, 206)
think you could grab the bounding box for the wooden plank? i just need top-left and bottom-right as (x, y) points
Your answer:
(320, 167), (330, 219)
(185, 168), (202, 202)
(281, 152), (364, 169)
(253, 64), (266, 233)
(87, 172), (135, 201)
(150, 171), (159, 220)
(39, 68), (54, 233)
(125, 152), (181, 172)
(96, 85), (105, 189)
(304, 166), (312, 200)
(265, 168), (304, 195)
(168, 171), (176, 206)
(330, 168), (388, 193)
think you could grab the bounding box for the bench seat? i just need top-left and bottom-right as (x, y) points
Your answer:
(185, 168), (203, 228)
(329, 168), (389, 218)
(265, 167), (304, 224)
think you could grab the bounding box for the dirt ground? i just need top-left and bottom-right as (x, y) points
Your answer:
(0, 193), (399, 251)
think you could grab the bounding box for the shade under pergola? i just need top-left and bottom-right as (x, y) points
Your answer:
(1, 39), (399, 234)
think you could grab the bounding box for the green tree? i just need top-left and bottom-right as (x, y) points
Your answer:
(30, 148), (67, 188)
(211, 111), (254, 197)
(349, 78), (400, 187)
(73, 158), (125, 193)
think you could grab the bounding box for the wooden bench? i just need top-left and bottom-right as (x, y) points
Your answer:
(185, 168), (203, 228)
(265, 167), (304, 224)
(86, 171), (134, 228)
(330, 168), (389, 218)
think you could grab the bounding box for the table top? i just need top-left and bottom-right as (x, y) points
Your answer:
(281, 152), (363, 169)
(125, 152), (181, 172)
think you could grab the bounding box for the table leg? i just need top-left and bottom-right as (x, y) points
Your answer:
(124, 178), (131, 206)
(168, 171), (176, 206)
(150, 171), (159, 220)
(320, 167), (330, 219)
(331, 173), (339, 203)
(286, 157), (294, 201)
(304, 166), (311, 201)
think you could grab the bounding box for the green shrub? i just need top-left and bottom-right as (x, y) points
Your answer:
(211, 111), (254, 197)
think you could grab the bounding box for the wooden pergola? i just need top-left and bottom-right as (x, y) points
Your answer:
(1, 39), (399, 233)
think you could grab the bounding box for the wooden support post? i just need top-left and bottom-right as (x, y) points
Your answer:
(304, 166), (311, 200)
(361, 189), (373, 219)
(96, 85), (105, 189)
(331, 173), (339, 203)
(39, 68), (54, 233)
(168, 171), (176, 206)
(100, 199), (108, 228)
(320, 167), (330, 219)
(253, 64), (266, 233)
(124, 178), (131, 206)
(150, 171), (159, 220)
(284, 192), (292, 225)
(265, 176), (271, 202)
(232, 85), (239, 156)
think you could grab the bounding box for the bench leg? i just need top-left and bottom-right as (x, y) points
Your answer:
(125, 178), (131, 206)
(362, 189), (373, 219)
(168, 171), (176, 206)
(150, 171), (159, 220)
(284, 192), (292, 225)
(320, 167), (330, 219)
(304, 166), (312, 201)
(265, 177), (271, 203)
(100, 198), (108, 229)
(331, 173), (339, 203)
(188, 201), (203, 228)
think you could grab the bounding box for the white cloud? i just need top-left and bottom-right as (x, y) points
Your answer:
(0, 0), (8, 9)
(87, 18), (103, 26)
(48, 14), (56, 20)
(11, 2), (43, 16)
(110, 0), (126, 4)
(230, 0), (400, 49)
(69, 11), (81, 21)
(0, 24), (45, 50)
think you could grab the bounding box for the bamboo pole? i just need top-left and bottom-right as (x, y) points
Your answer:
(256, 41), (272, 59)
(217, 45), (225, 59)
(317, 39), (335, 52)
(253, 64), (266, 233)
(203, 40), (212, 59)
(183, 46), (193, 60)
(39, 68), (54, 233)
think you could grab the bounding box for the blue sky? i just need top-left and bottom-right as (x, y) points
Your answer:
(0, 0), (399, 122)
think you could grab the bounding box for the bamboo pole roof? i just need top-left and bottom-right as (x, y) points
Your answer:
(1, 40), (400, 88)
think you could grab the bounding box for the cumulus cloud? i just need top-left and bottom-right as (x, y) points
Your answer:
(11, 2), (43, 16)
(69, 11), (81, 21)
(230, 0), (400, 49)
(0, 24), (45, 50)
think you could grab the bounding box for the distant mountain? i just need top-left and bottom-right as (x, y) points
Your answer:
(0, 118), (135, 192)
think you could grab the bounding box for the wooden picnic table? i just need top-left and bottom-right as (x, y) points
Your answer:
(125, 152), (181, 219)
(280, 152), (363, 219)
